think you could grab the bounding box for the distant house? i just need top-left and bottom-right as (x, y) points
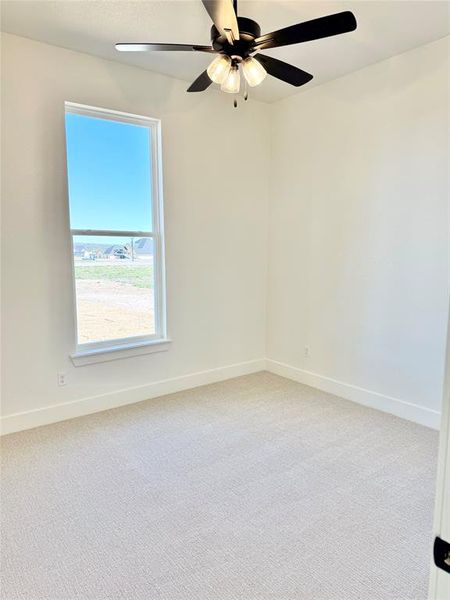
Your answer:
(134, 238), (153, 257)
(73, 244), (97, 260)
(73, 243), (85, 258)
(83, 250), (96, 260)
(104, 245), (130, 259)
(73, 242), (109, 259)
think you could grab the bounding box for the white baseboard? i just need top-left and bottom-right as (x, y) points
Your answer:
(2, 357), (441, 435)
(266, 359), (441, 430)
(0, 359), (266, 435)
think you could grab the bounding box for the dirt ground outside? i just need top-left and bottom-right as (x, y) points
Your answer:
(75, 277), (155, 344)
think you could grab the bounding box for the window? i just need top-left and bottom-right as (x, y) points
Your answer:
(65, 103), (167, 362)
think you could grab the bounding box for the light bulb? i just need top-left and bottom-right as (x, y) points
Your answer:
(242, 57), (267, 87)
(207, 55), (232, 84)
(221, 65), (240, 94)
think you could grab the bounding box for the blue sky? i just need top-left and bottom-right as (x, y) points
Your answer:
(65, 113), (153, 235)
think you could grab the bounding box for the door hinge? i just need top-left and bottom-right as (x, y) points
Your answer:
(434, 536), (450, 574)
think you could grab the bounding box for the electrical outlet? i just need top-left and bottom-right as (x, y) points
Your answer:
(57, 372), (67, 386)
(304, 346), (310, 358)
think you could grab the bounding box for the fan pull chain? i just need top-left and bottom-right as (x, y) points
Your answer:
(233, 80), (249, 108)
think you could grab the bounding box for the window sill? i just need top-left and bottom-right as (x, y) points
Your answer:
(70, 338), (171, 367)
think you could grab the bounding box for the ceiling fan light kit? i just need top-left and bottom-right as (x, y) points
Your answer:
(115, 0), (357, 104)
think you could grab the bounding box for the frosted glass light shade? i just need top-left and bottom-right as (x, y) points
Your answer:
(207, 55), (232, 84)
(242, 57), (267, 87)
(221, 66), (240, 94)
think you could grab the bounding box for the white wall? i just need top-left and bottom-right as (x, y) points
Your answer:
(1, 34), (270, 431)
(267, 37), (449, 428)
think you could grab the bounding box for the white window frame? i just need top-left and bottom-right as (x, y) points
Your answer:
(65, 102), (169, 366)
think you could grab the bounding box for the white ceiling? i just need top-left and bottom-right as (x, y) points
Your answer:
(2, 1), (449, 103)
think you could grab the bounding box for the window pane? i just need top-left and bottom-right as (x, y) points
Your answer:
(65, 113), (153, 231)
(73, 235), (155, 344)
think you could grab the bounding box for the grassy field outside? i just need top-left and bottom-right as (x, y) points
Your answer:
(74, 263), (154, 289)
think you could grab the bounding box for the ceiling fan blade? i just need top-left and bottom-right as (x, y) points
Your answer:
(115, 43), (216, 52)
(201, 0), (239, 40)
(254, 54), (313, 87)
(253, 11), (356, 51)
(187, 70), (212, 92)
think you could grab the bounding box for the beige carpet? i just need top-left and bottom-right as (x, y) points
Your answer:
(1, 372), (438, 600)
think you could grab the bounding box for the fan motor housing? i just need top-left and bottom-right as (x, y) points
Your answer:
(211, 17), (261, 57)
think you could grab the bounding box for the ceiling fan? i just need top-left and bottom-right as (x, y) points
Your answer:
(116, 0), (357, 97)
